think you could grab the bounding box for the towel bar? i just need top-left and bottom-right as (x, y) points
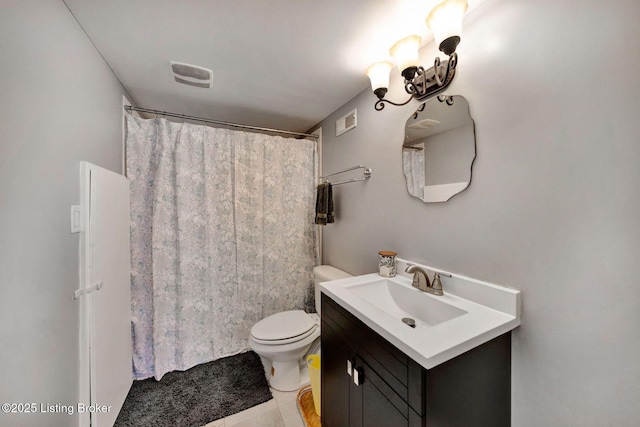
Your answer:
(320, 165), (372, 186)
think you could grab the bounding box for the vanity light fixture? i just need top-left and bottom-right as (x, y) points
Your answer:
(366, 0), (468, 111)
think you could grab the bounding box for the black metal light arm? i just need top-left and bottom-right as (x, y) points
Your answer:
(373, 52), (458, 111)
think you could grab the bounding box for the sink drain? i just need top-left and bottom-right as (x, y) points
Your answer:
(402, 317), (416, 328)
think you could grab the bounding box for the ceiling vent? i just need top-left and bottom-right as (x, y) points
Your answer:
(170, 61), (213, 88)
(408, 118), (440, 129)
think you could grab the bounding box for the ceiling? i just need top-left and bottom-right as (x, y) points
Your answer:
(64, 0), (485, 134)
(406, 96), (473, 143)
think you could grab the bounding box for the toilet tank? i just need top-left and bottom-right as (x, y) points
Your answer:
(313, 265), (352, 314)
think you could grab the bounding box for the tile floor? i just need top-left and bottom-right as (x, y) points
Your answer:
(203, 388), (306, 427)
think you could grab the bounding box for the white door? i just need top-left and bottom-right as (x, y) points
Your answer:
(78, 162), (132, 427)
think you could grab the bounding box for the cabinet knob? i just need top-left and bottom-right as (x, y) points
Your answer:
(353, 367), (364, 386)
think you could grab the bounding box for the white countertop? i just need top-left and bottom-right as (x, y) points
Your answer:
(320, 260), (521, 370)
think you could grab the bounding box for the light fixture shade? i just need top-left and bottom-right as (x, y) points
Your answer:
(389, 35), (421, 76)
(426, 0), (468, 52)
(366, 61), (393, 92)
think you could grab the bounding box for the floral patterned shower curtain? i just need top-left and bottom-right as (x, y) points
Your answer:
(126, 116), (318, 380)
(402, 147), (425, 200)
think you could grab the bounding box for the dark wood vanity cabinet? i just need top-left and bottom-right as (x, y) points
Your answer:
(321, 293), (512, 427)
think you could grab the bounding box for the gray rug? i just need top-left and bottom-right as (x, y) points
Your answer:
(114, 351), (272, 427)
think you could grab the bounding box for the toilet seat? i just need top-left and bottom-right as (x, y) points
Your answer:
(250, 310), (318, 345)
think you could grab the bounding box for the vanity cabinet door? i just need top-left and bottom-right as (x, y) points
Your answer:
(352, 356), (409, 427)
(321, 317), (352, 427)
(321, 292), (511, 427)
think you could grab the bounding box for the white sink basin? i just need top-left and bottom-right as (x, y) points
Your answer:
(346, 278), (467, 327)
(320, 259), (521, 369)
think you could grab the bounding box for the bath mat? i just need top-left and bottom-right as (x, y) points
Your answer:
(114, 351), (272, 427)
(296, 386), (321, 427)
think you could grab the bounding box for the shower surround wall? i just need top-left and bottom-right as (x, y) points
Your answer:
(317, 1), (640, 426)
(0, 1), (131, 426)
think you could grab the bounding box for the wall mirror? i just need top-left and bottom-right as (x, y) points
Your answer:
(402, 95), (476, 203)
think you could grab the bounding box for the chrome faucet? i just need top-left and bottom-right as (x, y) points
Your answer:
(405, 264), (444, 296)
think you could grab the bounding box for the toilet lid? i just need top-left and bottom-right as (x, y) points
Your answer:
(251, 310), (317, 342)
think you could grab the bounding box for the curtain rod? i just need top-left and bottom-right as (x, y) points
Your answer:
(124, 105), (318, 139)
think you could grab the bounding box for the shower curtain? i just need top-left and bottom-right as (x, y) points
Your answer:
(126, 116), (318, 380)
(402, 147), (425, 200)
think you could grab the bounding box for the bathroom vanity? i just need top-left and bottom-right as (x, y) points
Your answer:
(319, 260), (520, 427)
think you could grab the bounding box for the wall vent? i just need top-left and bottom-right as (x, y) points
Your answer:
(170, 61), (213, 88)
(336, 109), (357, 136)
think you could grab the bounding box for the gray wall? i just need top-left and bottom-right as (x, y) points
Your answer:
(423, 123), (474, 185)
(0, 1), (129, 426)
(318, 0), (640, 425)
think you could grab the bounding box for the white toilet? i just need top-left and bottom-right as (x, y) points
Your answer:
(249, 265), (351, 391)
